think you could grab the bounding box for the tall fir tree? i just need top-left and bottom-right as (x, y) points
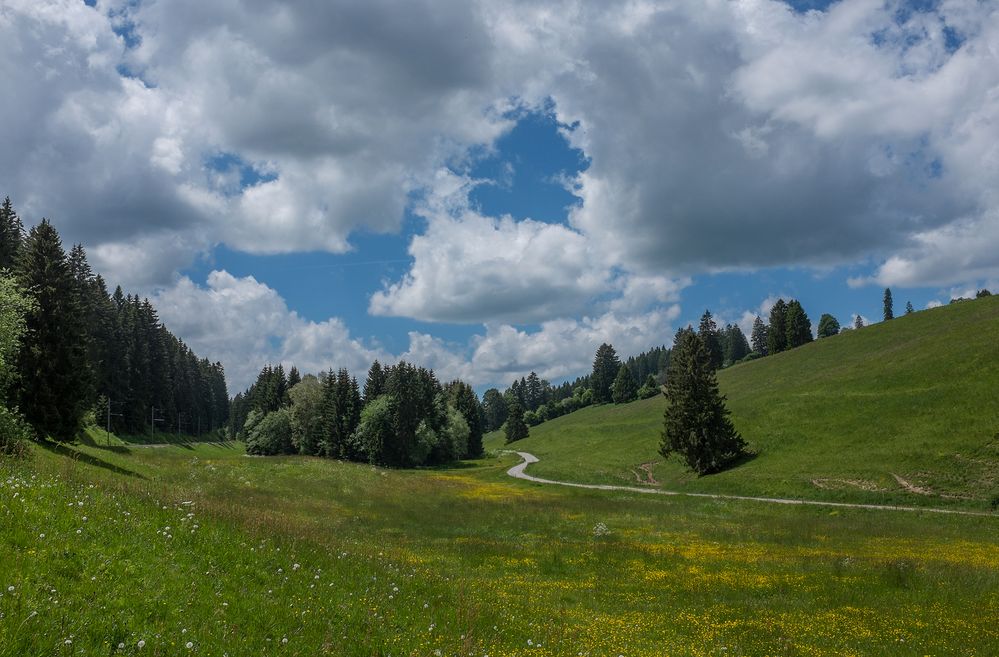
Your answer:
(750, 316), (769, 356)
(363, 360), (386, 404)
(0, 196), (24, 271)
(590, 343), (620, 404)
(767, 299), (788, 355)
(504, 399), (529, 443)
(446, 380), (484, 457)
(698, 310), (724, 370)
(660, 328), (746, 475)
(724, 324), (750, 363)
(481, 388), (508, 432)
(287, 366), (301, 389)
(611, 364), (638, 404)
(883, 288), (894, 321)
(784, 300), (813, 349)
(14, 220), (92, 439)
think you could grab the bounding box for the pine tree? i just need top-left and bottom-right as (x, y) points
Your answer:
(0, 196), (24, 271)
(504, 400), (529, 443)
(883, 288), (894, 321)
(525, 371), (544, 411)
(767, 299), (788, 355)
(905, 301), (914, 314)
(611, 364), (638, 404)
(363, 360), (386, 404)
(591, 343), (620, 404)
(481, 388), (508, 432)
(750, 316), (769, 356)
(660, 328), (746, 475)
(854, 315), (865, 329)
(14, 220), (92, 439)
(447, 380), (484, 457)
(725, 324), (750, 363)
(784, 300), (813, 349)
(697, 311), (724, 370)
(287, 366), (301, 389)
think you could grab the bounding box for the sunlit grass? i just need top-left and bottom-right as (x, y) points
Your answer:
(2, 439), (998, 655)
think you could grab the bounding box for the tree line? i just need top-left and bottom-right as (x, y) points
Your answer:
(0, 197), (228, 449)
(230, 359), (484, 467)
(484, 343), (670, 441)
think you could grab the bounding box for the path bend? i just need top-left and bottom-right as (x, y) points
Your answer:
(504, 451), (995, 518)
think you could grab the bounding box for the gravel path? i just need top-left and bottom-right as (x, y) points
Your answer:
(504, 451), (995, 518)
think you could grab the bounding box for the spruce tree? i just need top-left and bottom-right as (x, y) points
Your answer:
(905, 301), (914, 314)
(611, 364), (638, 404)
(750, 316), (769, 356)
(767, 299), (788, 355)
(854, 315), (865, 329)
(363, 360), (386, 404)
(883, 288), (894, 321)
(447, 380), (484, 457)
(287, 366), (301, 389)
(481, 388), (508, 432)
(590, 343), (620, 404)
(504, 400), (529, 443)
(784, 300), (813, 348)
(0, 196), (24, 271)
(15, 220), (92, 439)
(698, 310), (724, 370)
(725, 325), (750, 363)
(660, 328), (746, 475)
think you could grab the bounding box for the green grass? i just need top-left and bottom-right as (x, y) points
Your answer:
(486, 296), (999, 510)
(2, 437), (998, 656)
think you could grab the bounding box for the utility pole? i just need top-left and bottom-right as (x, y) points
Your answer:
(104, 397), (123, 446)
(150, 406), (165, 441)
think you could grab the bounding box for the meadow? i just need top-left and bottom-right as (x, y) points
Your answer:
(2, 436), (997, 656)
(486, 295), (999, 511)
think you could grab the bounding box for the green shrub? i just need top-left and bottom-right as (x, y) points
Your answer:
(0, 406), (32, 457)
(245, 409), (294, 456)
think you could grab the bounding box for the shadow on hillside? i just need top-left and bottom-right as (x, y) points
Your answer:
(423, 460), (481, 471)
(711, 450), (759, 475)
(37, 440), (147, 480)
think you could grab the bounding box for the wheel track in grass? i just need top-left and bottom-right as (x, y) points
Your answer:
(504, 451), (996, 518)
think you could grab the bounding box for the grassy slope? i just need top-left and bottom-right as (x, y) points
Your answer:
(485, 296), (999, 509)
(2, 441), (998, 656)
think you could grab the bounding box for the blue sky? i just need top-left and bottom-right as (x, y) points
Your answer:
(3, 0), (997, 392)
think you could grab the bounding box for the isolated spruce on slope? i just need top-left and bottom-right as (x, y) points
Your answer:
(661, 328), (747, 475)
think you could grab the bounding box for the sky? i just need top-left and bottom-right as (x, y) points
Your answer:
(2, 0), (998, 394)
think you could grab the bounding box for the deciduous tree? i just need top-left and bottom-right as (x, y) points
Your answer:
(817, 313), (840, 338)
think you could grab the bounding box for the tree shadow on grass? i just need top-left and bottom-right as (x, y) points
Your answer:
(421, 459), (483, 472)
(701, 450), (759, 477)
(77, 432), (133, 455)
(37, 440), (147, 480)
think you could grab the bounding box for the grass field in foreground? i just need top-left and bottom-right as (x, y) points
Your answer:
(486, 295), (999, 511)
(1, 439), (998, 656)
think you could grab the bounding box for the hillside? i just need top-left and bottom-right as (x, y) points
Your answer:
(485, 295), (999, 510)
